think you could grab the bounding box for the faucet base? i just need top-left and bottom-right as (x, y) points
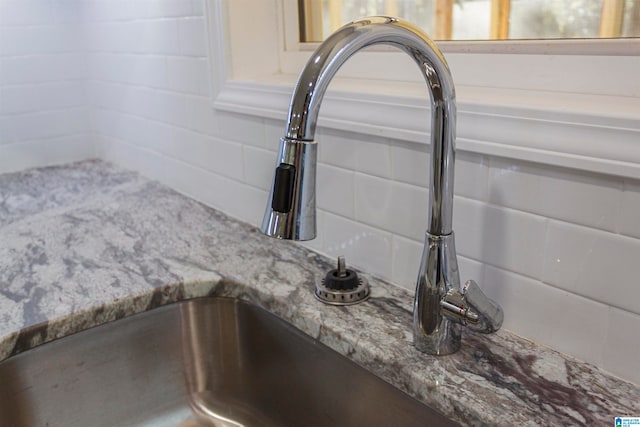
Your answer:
(413, 322), (461, 355)
(413, 232), (461, 355)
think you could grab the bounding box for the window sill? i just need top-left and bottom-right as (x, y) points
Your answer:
(213, 74), (640, 180)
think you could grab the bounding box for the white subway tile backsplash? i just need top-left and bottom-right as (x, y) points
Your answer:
(66, 107), (92, 134)
(97, 84), (205, 134)
(483, 266), (609, 366)
(89, 54), (166, 88)
(454, 197), (547, 279)
(619, 180), (640, 239)
(390, 141), (488, 201)
(244, 146), (277, 191)
(0, 86), (36, 115)
(391, 235), (422, 292)
(99, 134), (266, 226)
(0, 110), (69, 143)
(92, 108), (130, 138)
(53, 24), (87, 53)
(209, 178), (268, 227)
(322, 212), (392, 280)
(320, 128), (392, 178)
(103, 134), (174, 192)
(39, 134), (95, 165)
(241, 187), (272, 227)
(218, 111), (265, 146)
(122, 86), (161, 118)
(88, 54), (125, 82)
(456, 152), (489, 201)
(167, 129), (243, 181)
(191, 0), (204, 16)
(198, 137), (244, 181)
(104, 134), (200, 187)
(166, 56), (208, 95)
(391, 139), (429, 188)
(0, 54), (87, 85)
(133, 0), (194, 20)
(457, 255), (485, 286)
(134, 20), (180, 55)
(177, 17), (207, 57)
(0, 107), (89, 145)
(83, 0), (137, 23)
(298, 209), (325, 253)
(319, 128), (358, 169)
(97, 134), (153, 176)
(0, 81), (86, 115)
(94, 109), (134, 144)
(94, 108), (234, 180)
(603, 307), (640, 385)
(489, 158), (623, 231)
(0, 25), (84, 56)
(542, 220), (640, 315)
(184, 96), (219, 136)
(131, 88), (191, 128)
(264, 119), (285, 151)
(0, 0), (53, 27)
(88, 81), (121, 110)
(317, 164), (355, 219)
(85, 22), (129, 52)
(52, 0), (86, 24)
(355, 173), (429, 240)
(353, 137), (392, 179)
(88, 20), (180, 55)
(0, 134), (94, 174)
(129, 55), (168, 88)
(85, 0), (196, 22)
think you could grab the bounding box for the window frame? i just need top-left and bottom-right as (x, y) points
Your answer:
(208, 0), (640, 179)
(285, 0), (640, 55)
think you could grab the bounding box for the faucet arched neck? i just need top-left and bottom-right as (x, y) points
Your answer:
(285, 16), (456, 236)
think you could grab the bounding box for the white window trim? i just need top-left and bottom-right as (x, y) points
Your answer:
(207, 0), (640, 179)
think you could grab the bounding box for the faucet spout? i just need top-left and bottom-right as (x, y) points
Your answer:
(261, 16), (502, 355)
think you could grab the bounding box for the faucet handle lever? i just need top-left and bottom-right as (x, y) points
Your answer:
(440, 280), (503, 334)
(461, 280), (503, 333)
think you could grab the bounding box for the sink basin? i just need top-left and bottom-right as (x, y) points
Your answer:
(0, 297), (457, 426)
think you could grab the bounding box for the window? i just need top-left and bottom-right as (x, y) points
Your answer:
(299, 0), (640, 42)
(209, 0), (640, 179)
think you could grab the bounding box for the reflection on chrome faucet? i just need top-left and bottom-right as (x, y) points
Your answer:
(260, 16), (503, 355)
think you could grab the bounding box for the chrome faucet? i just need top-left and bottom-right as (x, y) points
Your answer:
(261, 17), (503, 355)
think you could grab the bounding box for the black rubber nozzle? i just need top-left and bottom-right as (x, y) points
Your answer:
(271, 163), (296, 213)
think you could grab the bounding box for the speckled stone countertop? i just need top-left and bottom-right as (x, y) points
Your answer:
(1, 160), (638, 426)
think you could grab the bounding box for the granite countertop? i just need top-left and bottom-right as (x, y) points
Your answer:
(1, 160), (638, 426)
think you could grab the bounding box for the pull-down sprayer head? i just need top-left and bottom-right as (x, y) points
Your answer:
(261, 137), (317, 240)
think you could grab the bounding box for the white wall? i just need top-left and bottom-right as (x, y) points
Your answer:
(0, 0), (94, 173)
(1, 0), (638, 385)
(85, 0), (268, 226)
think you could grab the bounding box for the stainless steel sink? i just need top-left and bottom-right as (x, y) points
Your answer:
(0, 297), (457, 426)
